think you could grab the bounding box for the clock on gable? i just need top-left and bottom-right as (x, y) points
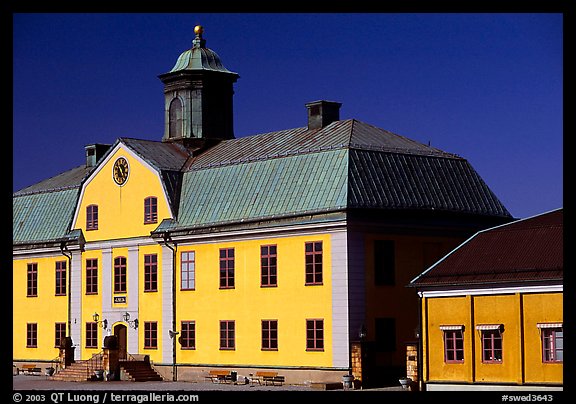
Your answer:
(112, 157), (129, 186)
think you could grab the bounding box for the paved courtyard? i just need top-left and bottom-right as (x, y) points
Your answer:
(12, 374), (405, 392)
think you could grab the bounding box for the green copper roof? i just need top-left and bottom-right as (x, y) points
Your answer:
(171, 149), (348, 230)
(13, 188), (79, 245)
(169, 26), (237, 75)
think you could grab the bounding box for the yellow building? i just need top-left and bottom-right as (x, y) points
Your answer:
(410, 208), (563, 391)
(13, 26), (512, 386)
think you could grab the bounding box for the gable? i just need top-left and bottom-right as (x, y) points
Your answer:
(71, 143), (174, 242)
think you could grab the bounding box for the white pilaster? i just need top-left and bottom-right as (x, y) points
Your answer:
(69, 249), (83, 360)
(331, 230), (350, 368)
(161, 244), (175, 363)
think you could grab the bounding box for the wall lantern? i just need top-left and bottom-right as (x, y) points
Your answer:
(92, 313), (108, 329)
(123, 312), (139, 329)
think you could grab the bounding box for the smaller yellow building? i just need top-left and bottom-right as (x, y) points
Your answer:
(410, 208), (563, 391)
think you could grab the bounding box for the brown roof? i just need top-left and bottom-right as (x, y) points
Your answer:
(410, 208), (563, 288)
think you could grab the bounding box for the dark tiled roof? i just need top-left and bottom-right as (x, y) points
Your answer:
(410, 208), (563, 288)
(120, 138), (191, 171)
(349, 149), (510, 216)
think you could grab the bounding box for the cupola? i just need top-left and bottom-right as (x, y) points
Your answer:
(158, 26), (239, 143)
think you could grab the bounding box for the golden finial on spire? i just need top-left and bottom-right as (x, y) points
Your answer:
(194, 25), (204, 36)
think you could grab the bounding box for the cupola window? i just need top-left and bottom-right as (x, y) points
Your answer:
(169, 98), (183, 139)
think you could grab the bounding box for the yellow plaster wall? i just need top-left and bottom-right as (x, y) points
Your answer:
(523, 293), (563, 384)
(174, 234), (333, 368)
(80, 250), (104, 359)
(473, 294), (522, 384)
(73, 147), (172, 242)
(424, 296), (473, 382)
(13, 257), (69, 360)
(138, 244), (165, 362)
(364, 235), (462, 367)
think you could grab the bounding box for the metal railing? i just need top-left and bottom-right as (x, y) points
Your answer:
(85, 351), (104, 379)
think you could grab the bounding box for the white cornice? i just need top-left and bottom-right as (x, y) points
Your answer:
(419, 284), (563, 298)
(167, 219), (348, 245)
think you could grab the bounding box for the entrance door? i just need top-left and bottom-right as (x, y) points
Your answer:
(114, 324), (127, 359)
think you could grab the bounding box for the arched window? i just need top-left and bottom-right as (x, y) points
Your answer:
(169, 98), (183, 138)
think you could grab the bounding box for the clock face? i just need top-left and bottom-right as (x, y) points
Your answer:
(113, 157), (129, 186)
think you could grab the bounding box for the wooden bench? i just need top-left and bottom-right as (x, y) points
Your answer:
(20, 364), (41, 375)
(205, 370), (233, 384)
(253, 371), (285, 386)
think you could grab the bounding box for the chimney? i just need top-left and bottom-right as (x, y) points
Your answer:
(85, 143), (112, 167)
(305, 100), (342, 130)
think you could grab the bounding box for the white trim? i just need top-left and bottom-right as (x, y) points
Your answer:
(83, 236), (158, 251)
(13, 245), (81, 259)
(476, 324), (502, 331)
(439, 325), (464, 331)
(537, 323), (563, 329)
(419, 284), (563, 298)
(169, 220), (348, 245)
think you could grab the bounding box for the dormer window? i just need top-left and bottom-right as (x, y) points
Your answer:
(86, 204), (98, 230)
(144, 197), (158, 224)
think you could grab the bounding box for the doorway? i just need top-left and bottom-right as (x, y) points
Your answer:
(114, 324), (127, 359)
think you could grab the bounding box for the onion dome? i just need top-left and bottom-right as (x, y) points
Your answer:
(169, 25), (237, 74)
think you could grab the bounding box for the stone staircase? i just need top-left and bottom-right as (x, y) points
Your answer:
(50, 360), (100, 382)
(119, 360), (164, 382)
(50, 355), (163, 382)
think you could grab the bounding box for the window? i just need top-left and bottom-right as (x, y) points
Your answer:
(144, 197), (158, 224)
(55, 261), (67, 296)
(114, 257), (127, 294)
(305, 241), (323, 285)
(181, 251), (195, 290)
(261, 245), (277, 287)
(541, 326), (563, 363)
(144, 322), (158, 349)
(374, 240), (395, 285)
(144, 254), (158, 292)
(220, 320), (235, 350)
(169, 98), (183, 139)
(375, 317), (396, 352)
(219, 248), (235, 289)
(86, 204), (98, 230)
(86, 259), (98, 294)
(262, 320), (278, 350)
(306, 319), (324, 351)
(86, 322), (98, 348)
(441, 326), (464, 363)
(27, 263), (38, 297)
(27, 323), (38, 348)
(478, 325), (503, 363)
(180, 321), (196, 350)
(55, 323), (66, 347)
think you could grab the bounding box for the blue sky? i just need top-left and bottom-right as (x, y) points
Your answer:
(12, 13), (563, 219)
